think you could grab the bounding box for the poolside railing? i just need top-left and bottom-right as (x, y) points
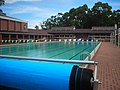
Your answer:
(1, 39), (99, 45)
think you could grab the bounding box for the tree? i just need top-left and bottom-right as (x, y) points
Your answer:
(41, 2), (120, 29)
(0, 0), (5, 7)
(35, 25), (39, 30)
(91, 2), (112, 26)
(40, 4), (90, 29)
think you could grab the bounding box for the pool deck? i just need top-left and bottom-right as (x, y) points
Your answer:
(90, 42), (120, 90)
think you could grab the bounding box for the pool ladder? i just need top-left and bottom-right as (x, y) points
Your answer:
(80, 51), (91, 60)
(79, 52), (101, 90)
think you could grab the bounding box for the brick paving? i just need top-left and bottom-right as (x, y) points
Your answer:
(90, 42), (120, 90)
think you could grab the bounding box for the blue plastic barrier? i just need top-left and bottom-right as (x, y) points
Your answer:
(0, 58), (93, 90)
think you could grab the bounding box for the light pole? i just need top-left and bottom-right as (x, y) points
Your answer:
(118, 29), (120, 47)
(116, 10), (120, 47)
(118, 22), (120, 47)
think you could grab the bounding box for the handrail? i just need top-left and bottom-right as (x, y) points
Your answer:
(80, 51), (91, 60)
(0, 55), (96, 64)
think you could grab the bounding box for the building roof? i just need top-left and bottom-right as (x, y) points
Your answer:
(92, 26), (115, 30)
(47, 29), (114, 34)
(0, 27), (115, 35)
(28, 29), (53, 35)
(0, 30), (53, 36)
(0, 15), (27, 23)
(51, 27), (75, 31)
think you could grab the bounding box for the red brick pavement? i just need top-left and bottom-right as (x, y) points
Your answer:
(90, 42), (120, 90)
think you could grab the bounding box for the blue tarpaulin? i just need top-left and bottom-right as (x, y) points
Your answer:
(0, 58), (74, 90)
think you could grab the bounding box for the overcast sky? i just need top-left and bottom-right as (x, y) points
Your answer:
(1, 0), (120, 29)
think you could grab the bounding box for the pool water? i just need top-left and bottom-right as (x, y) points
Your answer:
(0, 41), (99, 60)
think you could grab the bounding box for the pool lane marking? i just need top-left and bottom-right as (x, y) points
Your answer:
(1, 42), (75, 57)
(49, 45), (85, 58)
(1, 42), (90, 59)
(69, 42), (99, 60)
(68, 46), (90, 60)
(1, 42), (72, 55)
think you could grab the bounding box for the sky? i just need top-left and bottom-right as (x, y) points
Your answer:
(1, 0), (120, 29)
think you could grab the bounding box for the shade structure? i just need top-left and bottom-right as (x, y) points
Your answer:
(0, 58), (93, 90)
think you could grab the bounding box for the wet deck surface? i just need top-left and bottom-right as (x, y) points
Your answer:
(90, 42), (120, 90)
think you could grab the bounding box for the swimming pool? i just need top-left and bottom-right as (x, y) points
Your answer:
(0, 41), (99, 60)
(0, 42), (100, 90)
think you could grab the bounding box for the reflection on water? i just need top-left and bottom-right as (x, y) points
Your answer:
(0, 41), (99, 60)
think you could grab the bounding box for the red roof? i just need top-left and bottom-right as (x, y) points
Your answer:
(47, 29), (114, 34)
(28, 29), (52, 35)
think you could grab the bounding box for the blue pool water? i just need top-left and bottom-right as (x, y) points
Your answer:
(0, 41), (99, 60)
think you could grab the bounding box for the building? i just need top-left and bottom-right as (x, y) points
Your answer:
(0, 14), (53, 45)
(0, 14), (115, 45)
(47, 27), (115, 41)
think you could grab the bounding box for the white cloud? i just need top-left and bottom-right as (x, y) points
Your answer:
(28, 19), (41, 29)
(27, 8), (60, 29)
(34, 8), (59, 18)
(5, 5), (61, 28)
(7, 5), (41, 14)
(4, 0), (65, 29)
(6, 0), (42, 4)
(6, 5), (59, 16)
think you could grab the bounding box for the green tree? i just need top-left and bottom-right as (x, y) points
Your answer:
(75, 4), (89, 28)
(41, 4), (89, 29)
(41, 2), (120, 29)
(0, 0), (5, 7)
(35, 25), (39, 30)
(91, 2), (112, 26)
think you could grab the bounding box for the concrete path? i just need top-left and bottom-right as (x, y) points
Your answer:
(90, 42), (120, 90)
